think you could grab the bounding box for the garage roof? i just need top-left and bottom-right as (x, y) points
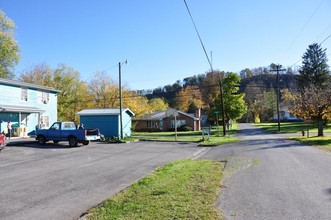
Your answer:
(76, 108), (135, 117)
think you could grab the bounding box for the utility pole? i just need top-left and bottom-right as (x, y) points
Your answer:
(219, 78), (226, 136)
(118, 60), (128, 140)
(271, 65), (285, 132)
(119, 62), (123, 139)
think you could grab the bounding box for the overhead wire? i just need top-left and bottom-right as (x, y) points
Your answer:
(183, 0), (213, 71)
(290, 33), (331, 68)
(279, 0), (324, 61)
(319, 33), (331, 46)
(315, 23), (331, 42)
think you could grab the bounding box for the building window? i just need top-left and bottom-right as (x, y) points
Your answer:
(171, 120), (186, 128)
(147, 121), (157, 128)
(40, 115), (49, 128)
(38, 90), (49, 104)
(21, 87), (28, 101)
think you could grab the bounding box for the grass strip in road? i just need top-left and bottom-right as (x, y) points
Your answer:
(199, 135), (238, 146)
(87, 160), (224, 220)
(132, 125), (238, 146)
(291, 136), (331, 152)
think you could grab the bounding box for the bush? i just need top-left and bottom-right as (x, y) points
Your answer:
(178, 125), (193, 131)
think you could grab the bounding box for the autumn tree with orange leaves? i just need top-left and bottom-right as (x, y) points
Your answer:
(284, 43), (331, 136)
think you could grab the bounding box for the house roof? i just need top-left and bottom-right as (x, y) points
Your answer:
(76, 108), (135, 117)
(0, 78), (61, 93)
(0, 104), (45, 113)
(135, 110), (199, 121)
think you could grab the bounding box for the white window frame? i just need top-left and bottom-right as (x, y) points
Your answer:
(21, 87), (28, 101)
(40, 115), (49, 128)
(38, 90), (50, 104)
(147, 121), (157, 128)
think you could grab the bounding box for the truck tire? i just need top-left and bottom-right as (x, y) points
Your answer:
(69, 137), (78, 147)
(82, 140), (90, 145)
(37, 135), (46, 145)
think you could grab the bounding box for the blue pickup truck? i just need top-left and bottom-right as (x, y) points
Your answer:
(36, 122), (100, 147)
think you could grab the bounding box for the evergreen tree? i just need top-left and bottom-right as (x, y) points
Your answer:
(297, 43), (329, 90)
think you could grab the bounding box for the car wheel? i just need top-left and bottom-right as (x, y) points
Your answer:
(82, 140), (90, 145)
(37, 136), (46, 145)
(69, 137), (78, 147)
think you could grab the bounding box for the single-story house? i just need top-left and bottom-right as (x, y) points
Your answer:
(133, 109), (201, 132)
(76, 108), (135, 138)
(0, 78), (60, 137)
(273, 107), (302, 122)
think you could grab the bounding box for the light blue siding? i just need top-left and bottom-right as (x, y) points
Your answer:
(122, 111), (132, 137)
(78, 109), (133, 138)
(0, 80), (58, 136)
(80, 115), (120, 138)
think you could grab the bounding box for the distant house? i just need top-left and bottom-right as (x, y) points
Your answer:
(273, 107), (302, 122)
(133, 109), (201, 132)
(76, 108), (135, 138)
(0, 78), (60, 137)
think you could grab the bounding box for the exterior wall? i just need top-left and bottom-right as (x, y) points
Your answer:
(273, 111), (301, 121)
(163, 113), (197, 130)
(133, 120), (162, 132)
(122, 111), (132, 137)
(80, 115), (119, 138)
(134, 112), (200, 132)
(0, 83), (58, 136)
(79, 113), (132, 138)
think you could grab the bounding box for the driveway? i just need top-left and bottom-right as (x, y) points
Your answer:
(0, 141), (203, 220)
(200, 123), (331, 220)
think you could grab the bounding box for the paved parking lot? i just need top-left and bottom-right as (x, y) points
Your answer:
(0, 141), (204, 220)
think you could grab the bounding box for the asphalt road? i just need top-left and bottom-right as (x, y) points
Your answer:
(0, 141), (203, 220)
(200, 123), (331, 220)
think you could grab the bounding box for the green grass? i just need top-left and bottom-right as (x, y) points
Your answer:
(132, 124), (238, 146)
(87, 160), (224, 220)
(256, 122), (331, 152)
(291, 136), (331, 152)
(199, 136), (238, 146)
(256, 122), (308, 133)
(132, 130), (203, 142)
(256, 122), (331, 133)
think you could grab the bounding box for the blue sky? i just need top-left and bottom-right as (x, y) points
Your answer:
(1, 0), (331, 90)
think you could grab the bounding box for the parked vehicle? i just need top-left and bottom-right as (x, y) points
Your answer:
(36, 122), (100, 147)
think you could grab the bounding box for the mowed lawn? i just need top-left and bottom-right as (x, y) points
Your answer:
(132, 124), (238, 146)
(84, 128), (234, 219)
(86, 160), (224, 220)
(256, 122), (331, 152)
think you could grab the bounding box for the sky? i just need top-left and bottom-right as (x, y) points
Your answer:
(1, 0), (331, 90)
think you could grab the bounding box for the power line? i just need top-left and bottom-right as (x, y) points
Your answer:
(280, 0), (324, 61)
(319, 33), (331, 46)
(315, 23), (331, 42)
(289, 33), (331, 68)
(183, 0), (213, 71)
